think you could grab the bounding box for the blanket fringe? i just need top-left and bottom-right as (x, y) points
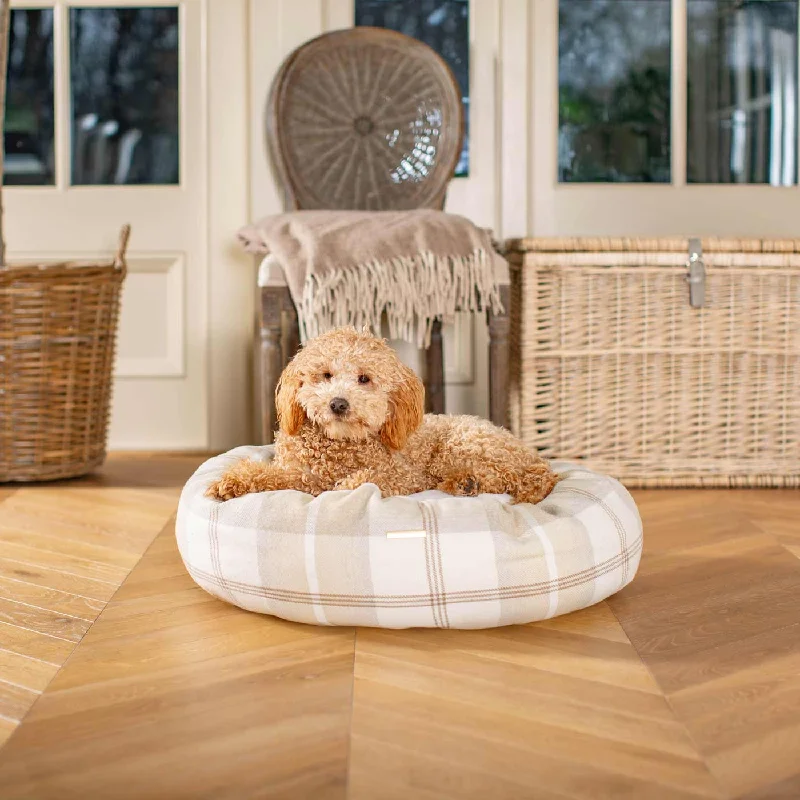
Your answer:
(299, 249), (503, 348)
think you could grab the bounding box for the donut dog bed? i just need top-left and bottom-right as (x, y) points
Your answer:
(176, 446), (642, 629)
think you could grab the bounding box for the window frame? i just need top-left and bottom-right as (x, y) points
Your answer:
(5, 0), (185, 191)
(555, 0), (800, 188)
(530, 0), (800, 240)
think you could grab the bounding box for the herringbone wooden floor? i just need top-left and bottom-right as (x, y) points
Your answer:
(0, 456), (798, 799)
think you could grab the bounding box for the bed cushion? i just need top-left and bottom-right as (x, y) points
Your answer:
(176, 445), (642, 629)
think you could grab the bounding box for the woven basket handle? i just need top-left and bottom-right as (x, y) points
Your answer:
(114, 224), (131, 268)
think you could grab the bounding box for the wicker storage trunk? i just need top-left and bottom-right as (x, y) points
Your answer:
(0, 227), (129, 482)
(507, 237), (800, 487)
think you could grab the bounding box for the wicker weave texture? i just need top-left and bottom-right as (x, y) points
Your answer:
(0, 227), (128, 482)
(267, 27), (464, 212)
(508, 239), (800, 487)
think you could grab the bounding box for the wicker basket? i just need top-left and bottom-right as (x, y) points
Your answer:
(507, 236), (800, 488)
(0, 226), (129, 482)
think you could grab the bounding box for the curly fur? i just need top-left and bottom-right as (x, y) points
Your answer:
(207, 327), (559, 504)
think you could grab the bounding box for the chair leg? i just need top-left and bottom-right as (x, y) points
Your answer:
(256, 285), (291, 444)
(424, 318), (445, 415)
(488, 285), (511, 429)
(282, 291), (301, 366)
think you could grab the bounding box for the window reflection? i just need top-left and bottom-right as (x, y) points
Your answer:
(70, 7), (179, 186)
(559, 0), (671, 183)
(356, 0), (469, 177)
(389, 106), (440, 184)
(687, 0), (798, 185)
(5, 10), (54, 186)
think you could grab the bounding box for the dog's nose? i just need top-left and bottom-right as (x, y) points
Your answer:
(329, 397), (349, 416)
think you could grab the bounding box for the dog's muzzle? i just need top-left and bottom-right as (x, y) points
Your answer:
(329, 397), (349, 416)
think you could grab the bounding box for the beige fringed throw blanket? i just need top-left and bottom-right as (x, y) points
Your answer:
(238, 209), (504, 347)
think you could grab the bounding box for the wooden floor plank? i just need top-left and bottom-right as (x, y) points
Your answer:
(738, 773), (800, 800)
(84, 452), (213, 492)
(0, 717), (16, 749)
(349, 704), (720, 800)
(0, 455), (203, 746)
(0, 621), (76, 664)
(0, 526), (141, 570)
(731, 492), (800, 548)
(670, 648), (800, 752)
(0, 489), (180, 553)
(629, 491), (765, 553)
(0, 575), (104, 621)
(0, 558), (119, 603)
(668, 638), (800, 798)
(610, 490), (800, 799)
(0, 680), (38, 723)
(1, 460), (799, 799)
(781, 543), (800, 561)
(0, 598), (91, 642)
(611, 549), (800, 685)
(709, 724), (800, 799)
(458, 625), (663, 693)
(0, 525), (357, 800)
(0, 541), (129, 585)
(347, 619), (724, 799)
(533, 600), (631, 643)
(0, 649), (59, 693)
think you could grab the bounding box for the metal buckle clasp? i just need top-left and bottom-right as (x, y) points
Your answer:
(686, 238), (706, 308)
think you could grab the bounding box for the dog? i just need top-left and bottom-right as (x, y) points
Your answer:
(207, 327), (558, 504)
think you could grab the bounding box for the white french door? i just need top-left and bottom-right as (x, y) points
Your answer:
(5, 0), (252, 451)
(528, 0), (800, 239)
(12, 0), (786, 450)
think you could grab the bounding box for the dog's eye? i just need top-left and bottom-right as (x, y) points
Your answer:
(358, 374), (370, 384)
(322, 372), (332, 381)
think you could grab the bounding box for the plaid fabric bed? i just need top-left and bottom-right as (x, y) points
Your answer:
(176, 446), (642, 629)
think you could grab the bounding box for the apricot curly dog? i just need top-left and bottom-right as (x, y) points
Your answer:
(207, 327), (558, 504)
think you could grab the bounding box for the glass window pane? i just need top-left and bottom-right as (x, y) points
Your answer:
(687, 0), (798, 185)
(559, 0), (671, 183)
(356, 0), (469, 177)
(5, 9), (55, 186)
(70, 7), (180, 186)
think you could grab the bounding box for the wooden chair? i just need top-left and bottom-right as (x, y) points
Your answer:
(255, 27), (510, 443)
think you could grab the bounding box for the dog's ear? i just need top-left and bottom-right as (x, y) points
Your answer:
(380, 365), (425, 450)
(275, 362), (305, 436)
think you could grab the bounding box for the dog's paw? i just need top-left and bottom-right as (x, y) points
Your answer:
(510, 486), (546, 505)
(205, 474), (251, 501)
(335, 470), (375, 491)
(511, 473), (562, 505)
(437, 473), (481, 497)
